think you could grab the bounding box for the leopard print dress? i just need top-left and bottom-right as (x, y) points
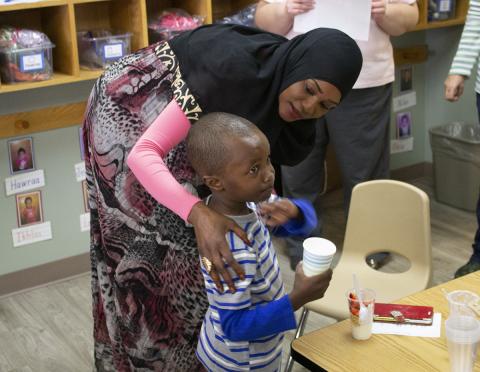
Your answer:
(83, 42), (207, 371)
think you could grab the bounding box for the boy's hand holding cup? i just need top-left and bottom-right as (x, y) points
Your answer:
(289, 264), (332, 311)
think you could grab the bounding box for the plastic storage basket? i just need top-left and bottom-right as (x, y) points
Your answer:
(77, 31), (132, 69)
(0, 42), (54, 83)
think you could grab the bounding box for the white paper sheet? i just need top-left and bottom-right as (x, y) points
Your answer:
(293, 0), (372, 41)
(372, 313), (442, 337)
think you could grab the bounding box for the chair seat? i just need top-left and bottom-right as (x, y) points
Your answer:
(306, 256), (431, 320)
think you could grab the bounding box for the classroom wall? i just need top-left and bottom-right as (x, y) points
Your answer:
(423, 26), (478, 163)
(0, 83), (93, 277)
(0, 25), (477, 276)
(390, 26), (478, 170)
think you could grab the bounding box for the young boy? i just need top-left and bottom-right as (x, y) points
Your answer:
(186, 112), (333, 371)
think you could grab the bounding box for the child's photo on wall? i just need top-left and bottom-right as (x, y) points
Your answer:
(16, 190), (43, 227)
(396, 112), (412, 139)
(400, 65), (413, 92)
(8, 136), (35, 174)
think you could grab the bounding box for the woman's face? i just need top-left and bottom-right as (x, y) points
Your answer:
(278, 79), (341, 122)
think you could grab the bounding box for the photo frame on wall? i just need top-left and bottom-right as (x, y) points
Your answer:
(82, 180), (90, 213)
(8, 136), (35, 174)
(396, 112), (412, 139)
(400, 65), (413, 92)
(16, 190), (44, 227)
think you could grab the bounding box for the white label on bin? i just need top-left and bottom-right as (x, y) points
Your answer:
(20, 53), (44, 72)
(104, 43), (124, 60)
(439, 0), (452, 12)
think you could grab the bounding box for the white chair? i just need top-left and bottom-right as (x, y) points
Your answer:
(286, 180), (432, 371)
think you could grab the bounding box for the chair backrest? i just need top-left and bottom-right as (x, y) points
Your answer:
(342, 180), (431, 280)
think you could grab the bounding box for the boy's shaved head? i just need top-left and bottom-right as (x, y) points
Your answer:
(186, 112), (260, 176)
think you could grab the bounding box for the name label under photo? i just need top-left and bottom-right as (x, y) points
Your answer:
(75, 162), (86, 182)
(5, 169), (45, 196)
(80, 213), (90, 232)
(393, 91), (417, 112)
(12, 221), (53, 247)
(390, 137), (414, 154)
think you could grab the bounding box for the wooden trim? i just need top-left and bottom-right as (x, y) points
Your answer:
(391, 162), (433, 181)
(393, 45), (428, 66)
(0, 252), (90, 297)
(0, 101), (86, 139)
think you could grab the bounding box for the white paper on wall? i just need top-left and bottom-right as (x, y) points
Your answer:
(5, 169), (45, 196)
(393, 91), (417, 112)
(12, 221), (52, 247)
(75, 162), (86, 182)
(390, 137), (414, 154)
(80, 213), (90, 232)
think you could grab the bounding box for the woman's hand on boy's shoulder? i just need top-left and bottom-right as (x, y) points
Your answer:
(258, 199), (299, 227)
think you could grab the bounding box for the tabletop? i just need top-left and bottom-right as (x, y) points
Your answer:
(291, 271), (480, 371)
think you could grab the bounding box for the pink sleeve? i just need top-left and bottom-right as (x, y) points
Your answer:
(127, 100), (201, 221)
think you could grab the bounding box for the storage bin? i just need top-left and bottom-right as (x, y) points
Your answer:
(428, 0), (456, 21)
(0, 43), (54, 83)
(429, 122), (480, 212)
(77, 31), (132, 69)
(148, 9), (203, 43)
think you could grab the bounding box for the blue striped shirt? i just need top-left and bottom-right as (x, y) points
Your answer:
(196, 195), (321, 371)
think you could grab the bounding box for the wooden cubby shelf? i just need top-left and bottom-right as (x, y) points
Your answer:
(0, 0), (469, 94)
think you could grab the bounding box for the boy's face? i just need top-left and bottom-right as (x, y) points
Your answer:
(219, 131), (275, 203)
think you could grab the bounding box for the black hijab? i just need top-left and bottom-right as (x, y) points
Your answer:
(169, 24), (362, 166)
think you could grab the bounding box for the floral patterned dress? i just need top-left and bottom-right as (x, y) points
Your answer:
(83, 41), (207, 371)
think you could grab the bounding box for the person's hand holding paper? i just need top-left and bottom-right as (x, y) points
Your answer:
(293, 0), (372, 41)
(284, 0), (316, 15)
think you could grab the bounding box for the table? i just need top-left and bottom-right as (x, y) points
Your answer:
(291, 271), (480, 371)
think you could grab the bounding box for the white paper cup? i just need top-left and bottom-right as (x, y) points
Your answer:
(445, 316), (480, 372)
(302, 238), (336, 277)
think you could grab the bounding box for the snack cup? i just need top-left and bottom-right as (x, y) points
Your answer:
(302, 238), (336, 277)
(346, 288), (376, 340)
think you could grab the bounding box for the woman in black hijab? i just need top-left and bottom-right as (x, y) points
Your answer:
(83, 24), (361, 371)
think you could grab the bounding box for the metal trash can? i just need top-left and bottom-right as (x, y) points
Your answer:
(429, 122), (480, 212)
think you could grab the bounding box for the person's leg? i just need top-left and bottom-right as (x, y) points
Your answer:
(281, 118), (329, 269)
(454, 194), (480, 277)
(327, 84), (392, 268)
(454, 93), (480, 277)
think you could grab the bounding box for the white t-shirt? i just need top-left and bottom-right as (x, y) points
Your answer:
(263, 0), (415, 89)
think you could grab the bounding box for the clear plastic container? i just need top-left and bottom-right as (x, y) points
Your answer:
(428, 0), (456, 21)
(0, 43), (54, 83)
(77, 31), (132, 70)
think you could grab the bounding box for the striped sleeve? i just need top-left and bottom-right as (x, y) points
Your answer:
(208, 230), (257, 310)
(449, 0), (480, 79)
